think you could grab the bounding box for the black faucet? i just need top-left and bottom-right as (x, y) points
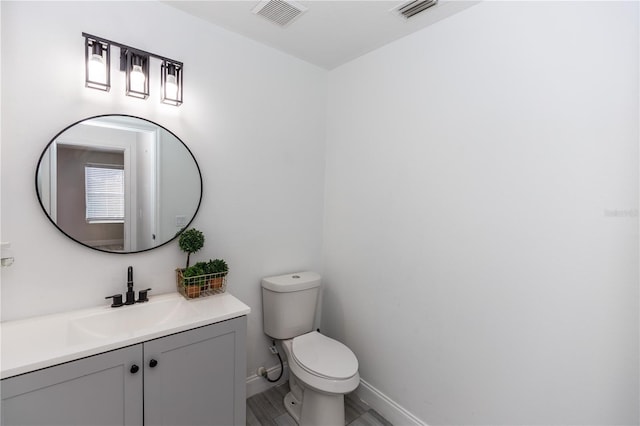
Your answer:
(106, 266), (152, 307)
(124, 266), (136, 305)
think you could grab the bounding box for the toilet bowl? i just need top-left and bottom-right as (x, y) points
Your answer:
(281, 332), (360, 425)
(261, 272), (360, 426)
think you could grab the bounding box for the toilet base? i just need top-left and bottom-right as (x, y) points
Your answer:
(284, 391), (302, 423)
(283, 388), (346, 426)
(300, 389), (345, 426)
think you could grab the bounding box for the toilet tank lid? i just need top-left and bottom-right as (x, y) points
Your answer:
(261, 271), (321, 292)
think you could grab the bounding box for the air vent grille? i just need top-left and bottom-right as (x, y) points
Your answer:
(252, 0), (308, 27)
(395, 0), (438, 19)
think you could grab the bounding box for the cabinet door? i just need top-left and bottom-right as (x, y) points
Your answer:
(1, 345), (143, 426)
(144, 316), (247, 426)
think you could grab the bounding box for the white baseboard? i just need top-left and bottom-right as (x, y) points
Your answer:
(246, 363), (289, 398)
(355, 379), (427, 426)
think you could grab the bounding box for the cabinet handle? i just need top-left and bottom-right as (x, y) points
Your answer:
(130, 364), (140, 374)
(149, 359), (158, 368)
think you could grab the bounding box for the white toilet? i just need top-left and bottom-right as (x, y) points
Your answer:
(261, 272), (360, 426)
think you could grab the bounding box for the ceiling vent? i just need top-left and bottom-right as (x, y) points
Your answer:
(252, 0), (308, 27)
(393, 0), (438, 19)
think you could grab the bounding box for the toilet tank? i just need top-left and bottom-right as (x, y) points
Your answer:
(261, 272), (321, 340)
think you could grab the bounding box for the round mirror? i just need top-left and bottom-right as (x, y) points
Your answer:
(36, 115), (202, 254)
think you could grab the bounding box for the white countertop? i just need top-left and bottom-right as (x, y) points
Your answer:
(1, 292), (251, 379)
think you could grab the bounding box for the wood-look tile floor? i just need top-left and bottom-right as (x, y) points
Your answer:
(246, 383), (393, 426)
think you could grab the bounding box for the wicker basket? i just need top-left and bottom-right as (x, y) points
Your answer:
(176, 269), (227, 299)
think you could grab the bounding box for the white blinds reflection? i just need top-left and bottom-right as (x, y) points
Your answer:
(84, 164), (124, 222)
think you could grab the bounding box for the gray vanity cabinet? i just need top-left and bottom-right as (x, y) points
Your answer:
(1, 316), (247, 426)
(144, 316), (247, 426)
(1, 345), (143, 426)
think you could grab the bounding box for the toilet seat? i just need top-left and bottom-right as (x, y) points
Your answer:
(291, 331), (358, 380)
(281, 335), (360, 395)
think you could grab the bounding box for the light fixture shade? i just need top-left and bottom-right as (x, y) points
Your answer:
(85, 37), (110, 91)
(123, 50), (149, 99)
(161, 61), (183, 106)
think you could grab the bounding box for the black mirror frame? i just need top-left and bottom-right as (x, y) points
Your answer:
(35, 114), (203, 254)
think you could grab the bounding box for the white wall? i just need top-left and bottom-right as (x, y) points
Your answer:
(323, 2), (638, 424)
(2, 1), (638, 423)
(0, 0), (327, 382)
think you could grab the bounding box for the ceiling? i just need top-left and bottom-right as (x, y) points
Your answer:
(163, 0), (478, 70)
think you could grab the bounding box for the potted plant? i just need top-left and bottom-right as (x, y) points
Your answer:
(207, 259), (229, 290)
(178, 228), (204, 269)
(177, 228), (205, 298)
(181, 261), (207, 298)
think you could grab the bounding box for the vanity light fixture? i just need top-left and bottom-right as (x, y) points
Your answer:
(82, 33), (183, 106)
(85, 36), (110, 91)
(161, 61), (183, 106)
(123, 50), (149, 99)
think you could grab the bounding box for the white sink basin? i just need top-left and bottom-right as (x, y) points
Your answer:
(1, 292), (251, 379)
(67, 297), (197, 344)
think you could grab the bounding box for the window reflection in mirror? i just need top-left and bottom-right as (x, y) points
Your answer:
(36, 115), (202, 254)
(84, 163), (125, 224)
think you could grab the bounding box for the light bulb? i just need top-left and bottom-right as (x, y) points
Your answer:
(165, 73), (178, 99)
(88, 53), (106, 84)
(130, 65), (145, 93)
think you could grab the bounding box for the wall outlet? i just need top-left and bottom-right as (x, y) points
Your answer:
(175, 215), (187, 227)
